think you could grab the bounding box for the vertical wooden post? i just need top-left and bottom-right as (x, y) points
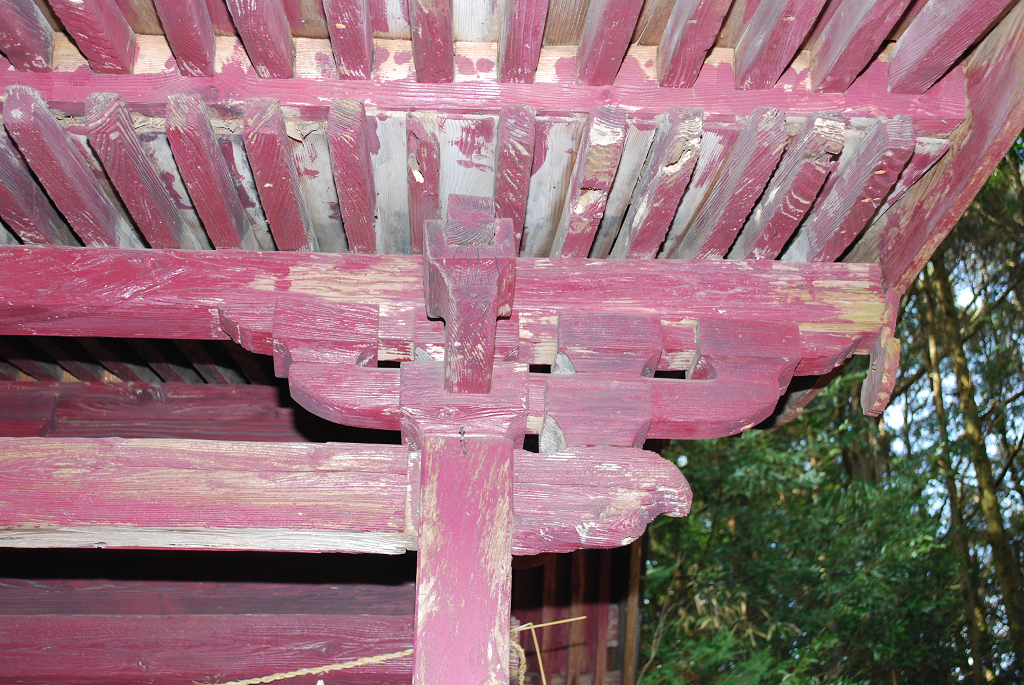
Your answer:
(47, 0), (135, 74)
(622, 537), (644, 685)
(409, 0), (454, 83)
(224, 0), (295, 78)
(323, 0), (374, 79)
(497, 0), (550, 83)
(567, 549), (589, 683)
(594, 549), (612, 685)
(407, 112), (441, 255)
(0, 0), (54, 72)
(152, 0), (217, 77)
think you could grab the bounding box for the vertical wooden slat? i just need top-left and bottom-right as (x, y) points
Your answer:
(0, 126), (75, 245)
(224, 0), (295, 78)
(497, 0), (550, 83)
(166, 93), (254, 249)
(594, 549), (612, 685)
(575, 0), (644, 86)
(47, 0), (135, 74)
(86, 92), (200, 250)
(590, 119), (658, 259)
(734, 0), (826, 90)
(566, 549), (589, 683)
(243, 97), (318, 251)
(657, 0), (731, 88)
(323, 0), (374, 78)
(407, 112), (440, 255)
(0, 0), (54, 72)
(152, 0), (217, 77)
(622, 537), (643, 685)
(328, 99), (377, 253)
(540, 554), (560, 685)
(888, 0), (1017, 94)
(810, 0), (913, 93)
(3, 86), (141, 248)
(409, 0), (454, 83)
(493, 105), (536, 254)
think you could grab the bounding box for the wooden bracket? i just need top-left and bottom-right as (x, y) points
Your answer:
(689, 319), (801, 392)
(861, 287), (903, 416)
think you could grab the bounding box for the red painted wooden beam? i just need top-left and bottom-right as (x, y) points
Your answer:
(888, 0), (1017, 94)
(166, 93), (255, 250)
(243, 97), (318, 251)
(47, 0), (135, 74)
(657, 0), (731, 88)
(575, 0), (645, 86)
(328, 99), (377, 253)
(323, 0), (374, 79)
(810, 0), (914, 93)
(409, 0), (454, 83)
(152, 0), (217, 77)
(498, 0), (550, 83)
(734, 0), (827, 90)
(0, 127), (76, 246)
(493, 104), (536, 253)
(3, 86), (142, 248)
(406, 112), (440, 255)
(86, 93), (199, 250)
(224, 0), (295, 78)
(0, 0), (53, 72)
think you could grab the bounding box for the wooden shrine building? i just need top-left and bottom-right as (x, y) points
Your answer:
(0, 0), (1023, 682)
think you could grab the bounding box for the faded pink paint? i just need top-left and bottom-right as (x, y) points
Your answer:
(0, 0), (53, 73)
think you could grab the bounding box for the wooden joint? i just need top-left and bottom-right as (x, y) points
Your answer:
(553, 312), (662, 377)
(271, 300), (379, 378)
(540, 376), (652, 453)
(689, 319), (801, 391)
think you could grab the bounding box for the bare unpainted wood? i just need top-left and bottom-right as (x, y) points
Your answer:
(225, 0), (295, 78)
(214, 133), (274, 251)
(810, 0), (913, 93)
(622, 537), (642, 685)
(610, 107), (702, 259)
(590, 118), (657, 258)
(888, 0), (1017, 94)
(112, 0), (162, 33)
(371, 111), (413, 253)
(734, 0), (826, 89)
(291, 131), (348, 253)
(3, 85), (141, 248)
(0, 0), (53, 71)
(87, 93), (201, 250)
(0, 127), (75, 245)
(493, 104), (536, 253)
(729, 113), (845, 260)
(136, 131), (212, 249)
(498, 0), (549, 83)
(47, 0), (135, 73)
(409, 0), (453, 83)
(575, 0), (644, 85)
(324, 0), (374, 78)
(152, 0), (216, 76)
(521, 115), (584, 257)
(550, 106), (627, 257)
(542, 0), (589, 45)
(657, 0), (731, 87)
(406, 111), (440, 254)
(436, 115), (496, 221)
(328, 99), (377, 252)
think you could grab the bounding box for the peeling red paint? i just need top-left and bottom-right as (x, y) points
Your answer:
(394, 50), (412, 65)
(374, 44), (390, 68)
(554, 56), (576, 81)
(456, 54), (476, 76)
(366, 115), (381, 155)
(476, 57), (494, 73)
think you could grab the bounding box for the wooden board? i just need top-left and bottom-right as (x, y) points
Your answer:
(0, 127), (75, 245)
(47, 0), (135, 74)
(152, 0), (216, 76)
(0, 0), (53, 72)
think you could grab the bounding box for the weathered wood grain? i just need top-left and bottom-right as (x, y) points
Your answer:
(243, 97), (318, 251)
(152, 0), (216, 76)
(291, 131), (348, 253)
(0, 339), (62, 381)
(729, 113), (845, 260)
(861, 327), (900, 416)
(810, 0), (913, 93)
(878, 137), (951, 215)
(657, 0), (731, 87)
(498, 0), (549, 83)
(554, 312), (661, 376)
(215, 132), (275, 251)
(86, 93), (199, 250)
(135, 130), (212, 249)
(610, 107), (702, 259)
(734, 0), (826, 89)
(224, 0), (295, 78)
(166, 93), (253, 249)
(371, 111), (413, 253)
(3, 86), (141, 248)
(888, 0), (1017, 94)
(575, 0), (644, 85)
(126, 340), (204, 383)
(328, 99), (377, 253)
(111, 0), (162, 34)
(671, 107), (788, 259)
(550, 106), (627, 257)
(47, 0), (135, 73)
(272, 299), (378, 376)
(406, 112), (440, 255)
(521, 115), (583, 257)
(29, 339), (104, 383)
(783, 115), (915, 263)
(590, 118), (658, 258)
(0, 127), (75, 245)
(76, 338), (161, 384)
(323, 0), (374, 78)
(541, 377), (651, 451)
(0, 0), (53, 71)
(493, 104), (536, 253)
(409, 0), (453, 83)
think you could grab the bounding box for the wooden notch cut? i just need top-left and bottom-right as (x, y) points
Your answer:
(423, 195), (517, 393)
(888, 0), (1018, 94)
(729, 112), (845, 260)
(540, 377), (652, 452)
(670, 107), (789, 259)
(657, 0), (731, 88)
(553, 312), (662, 377)
(243, 98), (318, 251)
(224, 0), (295, 78)
(47, 0), (135, 74)
(323, 0), (374, 79)
(3, 86), (141, 248)
(409, 0), (454, 83)
(166, 93), (255, 249)
(152, 0), (217, 77)
(610, 107), (703, 259)
(86, 93), (200, 250)
(576, 0), (645, 86)
(689, 318), (801, 390)
(493, 104), (536, 253)
(550, 106), (628, 257)
(810, 0), (914, 93)
(407, 112), (441, 255)
(734, 0), (827, 90)
(271, 299), (378, 377)
(497, 0), (550, 83)
(328, 99), (377, 253)
(0, 0), (53, 72)
(0, 127), (75, 245)
(784, 115), (915, 263)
